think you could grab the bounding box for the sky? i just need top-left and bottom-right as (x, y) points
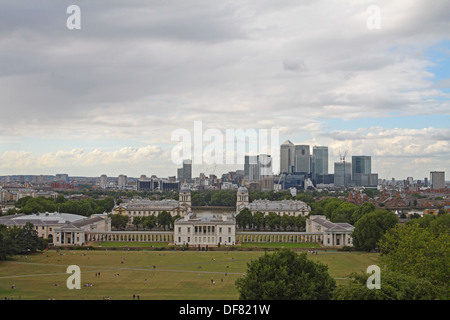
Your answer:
(0, 0), (449, 180)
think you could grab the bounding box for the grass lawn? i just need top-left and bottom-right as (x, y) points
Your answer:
(95, 242), (170, 248)
(0, 249), (378, 300)
(238, 242), (321, 248)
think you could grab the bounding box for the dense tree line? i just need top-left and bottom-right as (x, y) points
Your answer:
(108, 211), (179, 231)
(335, 213), (449, 300)
(235, 208), (306, 231)
(3, 195), (115, 217)
(0, 223), (46, 261)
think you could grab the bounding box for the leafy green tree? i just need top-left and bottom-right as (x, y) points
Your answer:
(143, 215), (157, 230)
(157, 211), (173, 230)
(351, 202), (376, 224)
(265, 212), (280, 231)
(294, 215), (306, 231)
(236, 208), (253, 230)
(132, 216), (142, 230)
(334, 270), (444, 300)
(109, 214), (128, 230)
(252, 211), (265, 230)
(0, 223), (44, 259)
(55, 194), (66, 204)
(0, 228), (8, 260)
(280, 214), (295, 231)
(331, 202), (356, 223)
(378, 222), (449, 288)
(323, 198), (343, 220)
(236, 249), (336, 300)
(352, 209), (398, 251)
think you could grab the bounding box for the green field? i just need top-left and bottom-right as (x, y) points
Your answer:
(0, 249), (378, 300)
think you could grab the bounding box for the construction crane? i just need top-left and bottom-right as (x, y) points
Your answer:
(275, 172), (285, 192)
(339, 150), (349, 187)
(339, 150), (348, 163)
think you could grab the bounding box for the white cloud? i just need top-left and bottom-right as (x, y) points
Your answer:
(0, 0), (448, 178)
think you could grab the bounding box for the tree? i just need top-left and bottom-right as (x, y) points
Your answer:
(280, 214), (294, 231)
(352, 209), (398, 251)
(252, 211), (265, 230)
(378, 222), (449, 289)
(333, 270), (443, 300)
(236, 208), (253, 230)
(0, 223), (44, 259)
(109, 214), (128, 230)
(132, 216), (142, 230)
(157, 211), (172, 230)
(322, 198), (343, 220)
(55, 194), (66, 204)
(265, 212), (280, 231)
(351, 202), (376, 224)
(235, 249), (336, 300)
(143, 215), (157, 230)
(294, 215), (306, 231)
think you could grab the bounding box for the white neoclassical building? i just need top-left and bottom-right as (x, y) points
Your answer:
(113, 183), (192, 223)
(236, 186), (311, 217)
(0, 212), (111, 246)
(306, 215), (354, 247)
(174, 212), (236, 246)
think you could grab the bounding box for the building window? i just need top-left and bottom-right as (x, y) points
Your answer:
(219, 227), (222, 233)
(187, 237), (190, 242)
(228, 227), (231, 233)
(187, 227), (190, 233)
(178, 227), (181, 233)
(178, 237), (181, 243)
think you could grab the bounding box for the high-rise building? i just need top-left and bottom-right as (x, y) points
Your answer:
(280, 140), (295, 174)
(55, 174), (69, 182)
(334, 162), (351, 187)
(294, 145), (311, 173)
(352, 156), (375, 186)
(245, 154), (272, 181)
(430, 171), (445, 190)
(118, 175), (127, 189)
(99, 174), (108, 189)
(312, 146), (328, 180)
(177, 159), (192, 182)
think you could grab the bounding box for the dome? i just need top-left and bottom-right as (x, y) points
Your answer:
(237, 186), (248, 194)
(180, 184), (190, 192)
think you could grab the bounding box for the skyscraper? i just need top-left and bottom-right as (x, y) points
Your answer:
(294, 145), (311, 173)
(177, 159), (192, 182)
(352, 156), (372, 186)
(334, 162), (351, 187)
(430, 171), (445, 190)
(118, 175), (127, 189)
(312, 146), (328, 179)
(99, 174), (108, 189)
(280, 140), (295, 174)
(245, 154), (272, 181)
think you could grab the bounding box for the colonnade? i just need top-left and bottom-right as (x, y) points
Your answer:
(85, 231), (327, 244)
(85, 231), (174, 243)
(235, 232), (323, 243)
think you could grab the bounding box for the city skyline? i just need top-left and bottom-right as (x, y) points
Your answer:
(0, 1), (449, 180)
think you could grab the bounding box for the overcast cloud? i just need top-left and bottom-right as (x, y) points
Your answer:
(0, 0), (449, 179)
